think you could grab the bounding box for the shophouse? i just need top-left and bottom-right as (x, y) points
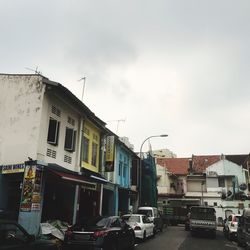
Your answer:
(102, 135), (139, 216)
(0, 74), (108, 235)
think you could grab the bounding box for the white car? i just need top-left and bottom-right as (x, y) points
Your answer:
(223, 213), (241, 240)
(122, 214), (155, 240)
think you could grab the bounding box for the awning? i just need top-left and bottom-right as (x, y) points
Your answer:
(51, 170), (95, 186)
(80, 167), (108, 184)
(47, 163), (108, 185)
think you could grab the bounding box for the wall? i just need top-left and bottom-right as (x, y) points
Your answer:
(115, 143), (131, 188)
(0, 75), (45, 165)
(37, 92), (80, 172)
(206, 159), (247, 194)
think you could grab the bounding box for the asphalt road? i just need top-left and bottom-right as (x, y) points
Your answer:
(134, 226), (243, 250)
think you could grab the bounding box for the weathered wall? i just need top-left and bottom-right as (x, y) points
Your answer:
(0, 74), (45, 164)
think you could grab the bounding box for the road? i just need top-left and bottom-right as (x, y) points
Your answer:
(134, 226), (243, 250)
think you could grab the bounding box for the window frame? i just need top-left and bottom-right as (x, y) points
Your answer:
(82, 136), (89, 163)
(47, 117), (60, 145)
(64, 127), (76, 152)
(91, 142), (98, 167)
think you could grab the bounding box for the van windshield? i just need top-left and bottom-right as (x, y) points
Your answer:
(138, 210), (153, 217)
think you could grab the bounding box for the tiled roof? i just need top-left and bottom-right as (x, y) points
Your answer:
(225, 154), (249, 166)
(156, 158), (189, 175)
(191, 155), (220, 174)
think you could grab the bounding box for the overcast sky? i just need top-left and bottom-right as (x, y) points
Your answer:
(1, 0), (250, 157)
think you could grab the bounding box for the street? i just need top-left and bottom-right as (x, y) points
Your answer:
(134, 226), (243, 250)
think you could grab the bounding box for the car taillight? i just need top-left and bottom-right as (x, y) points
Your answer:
(134, 226), (141, 231)
(93, 230), (108, 238)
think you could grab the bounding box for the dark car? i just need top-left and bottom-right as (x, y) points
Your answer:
(63, 216), (135, 250)
(0, 220), (57, 250)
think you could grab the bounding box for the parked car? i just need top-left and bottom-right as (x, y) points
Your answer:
(63, 216), (135, 250)
(137, 207), (164, 233)
(189, 206), (217, 238)
(0, 220), (57, 250)
(122, 214), (155, 241)
(223, 213), (241, 240)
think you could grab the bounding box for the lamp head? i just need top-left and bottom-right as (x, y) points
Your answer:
(160, 134), (168, 137)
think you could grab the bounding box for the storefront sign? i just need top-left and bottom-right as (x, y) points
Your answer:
(1, 164), (25, 174)
(20, 164), (43, 212)
(105, 136), (115, 172)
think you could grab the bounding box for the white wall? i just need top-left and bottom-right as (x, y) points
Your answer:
(0, 75), (45, 164)
(37, 92), (81, 171)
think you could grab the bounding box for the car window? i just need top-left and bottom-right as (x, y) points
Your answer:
(82, 217), (109, 227)
(138, 210), (152, 217)
(110, 218), (121, 228)
(123, 215), (140, 223)
(142, 216), (147, 224)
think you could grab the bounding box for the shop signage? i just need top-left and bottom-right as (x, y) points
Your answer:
(105, 135), (115, 172)
(1, 164), (25, 174)
(20, 164), (43, 212)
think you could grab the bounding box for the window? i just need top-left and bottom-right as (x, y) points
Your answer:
(91, 142), (98, 166)
(82, 136), (89, 162)
(218, 177), (225, 187)
(64, 127), (76, 152)
(214, 202), (217, 206)
(204, 202), (208, 206)
(110, 218), (121, 227)
(119, 161), (122, 176)
(47, 118), (60, 145)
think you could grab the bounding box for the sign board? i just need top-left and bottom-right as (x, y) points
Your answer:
(105, 136), (115, 172)
(20, 164), (43, 212)
(1, 164), (25, 174)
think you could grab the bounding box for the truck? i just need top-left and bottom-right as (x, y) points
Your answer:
(161, 198), (200, 226)
(189, 206), (217, 238)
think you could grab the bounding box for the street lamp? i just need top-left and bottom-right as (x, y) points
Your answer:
(139, 134), (168, 206)
(201, 181), (205, 205)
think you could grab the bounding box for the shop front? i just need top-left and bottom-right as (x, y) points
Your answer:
(0, 163), (25, 220)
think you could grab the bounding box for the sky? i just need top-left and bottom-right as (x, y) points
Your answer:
(1, 0), (250, 157)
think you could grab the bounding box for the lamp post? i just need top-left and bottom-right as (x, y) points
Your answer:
(139, 134), (168, 206)
(201, 181), (205, 205)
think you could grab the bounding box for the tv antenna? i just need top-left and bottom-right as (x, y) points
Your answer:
(107, 118), (126, 134)
(25, 66), (42, 75)
(78, 77), (86, 101)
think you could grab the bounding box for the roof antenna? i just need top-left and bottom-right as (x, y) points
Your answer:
(78, 77), (86, 101)
(107, 118), (126, 134)
(25, 66), (42, 75)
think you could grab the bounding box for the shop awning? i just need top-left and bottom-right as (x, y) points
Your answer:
(50, 170), (96, 188)
(46, 164), (108, 185)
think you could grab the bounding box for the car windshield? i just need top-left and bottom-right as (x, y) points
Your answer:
(190, 207), (215, 214)
(123, 215), (140, 223)
(78, 217), (110, 228)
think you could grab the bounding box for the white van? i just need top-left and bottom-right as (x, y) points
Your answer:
(137, 207), (164, 232)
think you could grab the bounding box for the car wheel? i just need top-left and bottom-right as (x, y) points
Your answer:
(237, 238), (243, 247)
(127, 236), (135, 250)
(211, 231), (216, 239)
(152, 228), (156, 237)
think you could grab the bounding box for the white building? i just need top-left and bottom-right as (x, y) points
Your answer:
(0, 74), (107, 234)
